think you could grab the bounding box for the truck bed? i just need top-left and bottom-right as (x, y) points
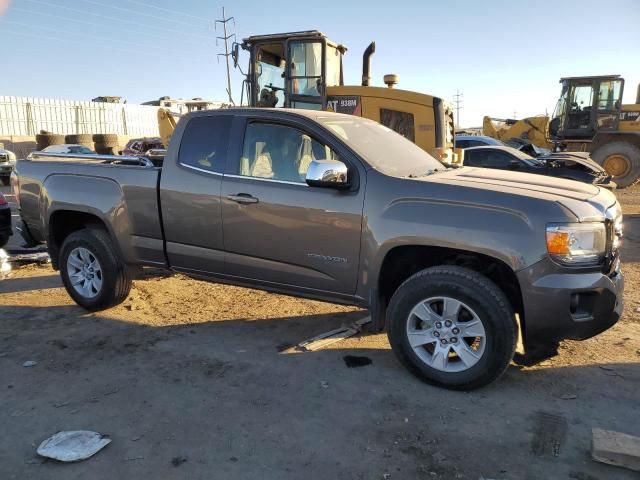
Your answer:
(16, 155), (165, 267)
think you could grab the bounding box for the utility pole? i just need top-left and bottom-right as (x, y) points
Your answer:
(453, 90), (463, 127)
(215, 7), (235, 105)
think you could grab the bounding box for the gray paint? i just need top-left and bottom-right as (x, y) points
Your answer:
(14, 108), (624, 349)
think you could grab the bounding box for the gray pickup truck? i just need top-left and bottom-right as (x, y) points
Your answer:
(13, 108), (624, 390)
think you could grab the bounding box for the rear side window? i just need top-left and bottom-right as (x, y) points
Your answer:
(456, 139), (469, 149)
(178, 115), (232, 173)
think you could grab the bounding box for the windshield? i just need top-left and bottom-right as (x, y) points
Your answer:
(507, 148), (546, 166)
(317, 116), (443, 177)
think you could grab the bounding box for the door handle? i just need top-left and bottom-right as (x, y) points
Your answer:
(227, 193), (259, 204)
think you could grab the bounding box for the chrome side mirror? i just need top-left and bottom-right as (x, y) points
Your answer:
(305, 159), (349, 188)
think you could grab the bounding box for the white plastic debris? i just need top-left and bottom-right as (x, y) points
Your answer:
(0, 249), (11, 278)
(37, 431), (111, 462)
(22, 360), (37, 367)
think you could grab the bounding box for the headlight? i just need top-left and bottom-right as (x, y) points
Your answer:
(546, 223), (606, 266)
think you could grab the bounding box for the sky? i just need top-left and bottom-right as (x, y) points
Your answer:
(0, 0), (639, 127)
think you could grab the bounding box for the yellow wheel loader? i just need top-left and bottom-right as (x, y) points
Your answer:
(234, 30), (461, 166)
(484, 75), (640, 188)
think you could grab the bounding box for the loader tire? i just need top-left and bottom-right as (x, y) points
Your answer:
(592, 141), (640, 189)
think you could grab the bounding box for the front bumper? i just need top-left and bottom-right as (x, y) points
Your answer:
(0, 164), (13, 175)
(517, 257), (623, 346)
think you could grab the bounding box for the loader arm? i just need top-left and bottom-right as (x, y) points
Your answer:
(158, 108), (178, 148)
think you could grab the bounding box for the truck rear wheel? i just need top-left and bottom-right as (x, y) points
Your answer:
(387, 266), (516, 390)
(59, 228), (132, 311)
(592, 141), (640, 188)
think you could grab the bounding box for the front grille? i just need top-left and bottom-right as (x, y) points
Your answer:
(0, 154), (7, 163)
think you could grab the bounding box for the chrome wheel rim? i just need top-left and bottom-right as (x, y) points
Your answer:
(406, 296), (486, 373)
(66, 247), (103, 299)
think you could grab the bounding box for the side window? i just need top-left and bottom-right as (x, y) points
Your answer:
(178, 116), (232, 173)
(380, 109), (415, 142)
(455, 139), (469, 149)
(464, 150), (488, 167)
(484, 151), (513, 168)
(239, 123), (339, 183)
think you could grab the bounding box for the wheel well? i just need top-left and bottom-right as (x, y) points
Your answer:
(378, 245), (524, 321)
(592, 132), (640, 151)
(48, 211), (108, 270)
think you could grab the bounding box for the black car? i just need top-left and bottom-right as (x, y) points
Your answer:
(463, 145), (615, 188)
(0, 192), (12, 249)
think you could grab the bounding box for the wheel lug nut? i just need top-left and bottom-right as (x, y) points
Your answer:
(440, 339), (448, 345)
(445, 320), (452, 327)
(433, 331), (440, 338)
(451, 337), (458, 343)
(452, 327), (460, 335)
(435, 322), (442, 329)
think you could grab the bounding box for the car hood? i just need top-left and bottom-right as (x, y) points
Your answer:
(424, 167), (617, 220)
(542, 152), (606, 173)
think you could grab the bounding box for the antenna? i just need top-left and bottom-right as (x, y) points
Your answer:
(453, 90), (463, 127)
(215, 7), (235, 105)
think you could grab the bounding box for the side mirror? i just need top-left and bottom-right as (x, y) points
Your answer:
(305, 159), (349, 188)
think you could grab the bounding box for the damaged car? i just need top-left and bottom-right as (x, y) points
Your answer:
(463, 145), (615, 188)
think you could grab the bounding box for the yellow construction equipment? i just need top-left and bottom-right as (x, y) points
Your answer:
(482, 116), (553, 150)
(235, 31), (461, 166)
(484, 75), (640, 187)
(157, 108), (178, 149)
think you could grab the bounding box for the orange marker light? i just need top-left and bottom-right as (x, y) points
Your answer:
(546, 230), (571, 255)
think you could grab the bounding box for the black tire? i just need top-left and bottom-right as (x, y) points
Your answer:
(35, 133), (64, 149)
(387, 266), (516, 390)
(65, 134), (94, 145)
(591, 141), (640, 189)
(94, 144), (118, 155)
(0, 234), (8, 249)
(92, 134), (118, 144)
(0, 176), (9, 186)
(59, 228), (132, 311)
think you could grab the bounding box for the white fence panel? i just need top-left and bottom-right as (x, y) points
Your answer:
(0, 96), (160, 137)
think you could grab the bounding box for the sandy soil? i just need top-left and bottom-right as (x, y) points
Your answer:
(0, 186), (639, 479)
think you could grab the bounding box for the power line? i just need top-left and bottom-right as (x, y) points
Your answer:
(2, 20), (207, 60)
(22, 0), (213, 41)
(125, 0), (212, 24)
(10, 6), (205, 47)
(0, 26), (208, 64)
(77, 0), (203, 29)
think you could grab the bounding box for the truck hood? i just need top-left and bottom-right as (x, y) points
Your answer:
(425, 167), (617, 220)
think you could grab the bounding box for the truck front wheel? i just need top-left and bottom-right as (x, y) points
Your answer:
(387, 266), (516, 390)
(59, 228), (132, 311)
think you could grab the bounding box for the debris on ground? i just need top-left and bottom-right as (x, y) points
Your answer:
(22, 360), (37, 367)
(592, 428), (640, 472)
(559, 394), (578, 400)
(171, 456), (188, 467)
(343, 355), (373, 368)
(287, 317), (371, 352)
(320, 381), (329, 389)
(7, 250), (50, 265)
(0, 249), (10, 278)
(37, 431), (111, 462)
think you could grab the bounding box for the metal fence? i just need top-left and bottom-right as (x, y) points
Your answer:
(0, 96), (160, 136)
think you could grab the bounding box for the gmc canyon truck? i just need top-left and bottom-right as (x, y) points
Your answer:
(13, 109), (624, 390)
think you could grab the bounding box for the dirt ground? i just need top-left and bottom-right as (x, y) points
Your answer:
(1, 186), (640, 480)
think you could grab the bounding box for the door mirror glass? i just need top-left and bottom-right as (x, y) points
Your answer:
(306, 159), (349, 188)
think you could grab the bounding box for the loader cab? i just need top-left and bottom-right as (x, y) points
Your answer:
(239, 31), (345, 110)
(549, 75), (624, 141)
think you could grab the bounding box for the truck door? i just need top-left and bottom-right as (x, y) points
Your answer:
(159, 114), (232, 274)
(220, 118), (364, 295)
(285, 39), (325, 110)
